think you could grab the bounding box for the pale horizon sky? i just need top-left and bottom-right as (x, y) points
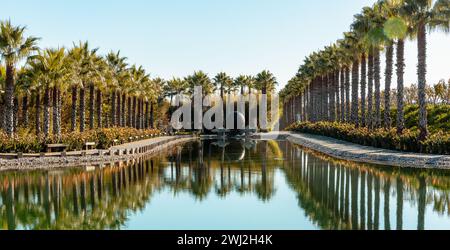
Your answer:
(1, 0), (449, 91)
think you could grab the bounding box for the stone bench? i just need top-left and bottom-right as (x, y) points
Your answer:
(46, 144), (68, 153)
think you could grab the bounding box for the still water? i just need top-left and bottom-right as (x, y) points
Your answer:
(1, 139), (450, 230)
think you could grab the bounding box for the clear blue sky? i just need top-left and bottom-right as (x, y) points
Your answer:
(1, 0), (449, 90)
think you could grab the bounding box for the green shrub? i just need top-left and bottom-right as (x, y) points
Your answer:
(287, 121), (450, 155)
(0, 127), (161, 153)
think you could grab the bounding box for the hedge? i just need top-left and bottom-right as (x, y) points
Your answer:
(0, 127), (161, 153)
(287, 121), (450, 155)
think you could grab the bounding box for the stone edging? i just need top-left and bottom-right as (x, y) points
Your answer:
(287, 133), (450, 169)
(0, 136), (195, 172)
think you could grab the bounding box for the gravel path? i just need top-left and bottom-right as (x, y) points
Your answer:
(286, 132), (450, 169)
(0, 136), (194, 172)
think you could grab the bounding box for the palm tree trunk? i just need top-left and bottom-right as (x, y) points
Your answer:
(384, 43), (394, 129)
(329, 72), (336, 122)
(127, 96), (132, 127)
(111, 90), (116, 127)
(314, 81), (318, 122)
(351, 60), (359, 126)
(139, 98), (142, 129)
(323, 76), (328, 121)
(79, 86), (86, 132)
(325, 74), (331, 121)
(57, 88), (62, 139)
(89, 83), (95, 130)
(374, 49), (381, 128)
(13, 97), (18, 132)
(0, 101), (3, 131)
(367, 50), (374, 129)
(311, 80), (316, 122)
(297, 94), (302, 122)
(334, 70), (339, 122)
(52, 86), (60, 138)
(71, 86), (77, 131)
(121, 93), (126, 127)
(96, 89), (102, 128)
(116, 92), (121, 127)
(417, 21), (428, 141)
(35, 92), (41, 136)
(360, 53), (367, 127)
(292, 97), (296, 123)
(22, 95), (29, 127)
(340, 69), (345, 122)
(137, 98), (141, 129)
(145, 101), (149, 129)
(133, 96), (137, 128)
(4, 64), (15, 137)
(44, 87), (50, 138)
(345, 67), (350, 122)
(396, 39), (405, 134)
(317, 78), (321, 121)
(141, 99), (145, 129)
(150, 102), (154, 129)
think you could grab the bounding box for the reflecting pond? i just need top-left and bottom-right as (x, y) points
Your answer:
(1, 139), (450, 230)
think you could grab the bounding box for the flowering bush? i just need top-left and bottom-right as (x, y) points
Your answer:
(0, 127), (161, 153)
(287, 121), (450, 155)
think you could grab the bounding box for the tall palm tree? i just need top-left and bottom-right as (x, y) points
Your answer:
(0, 65), (4, 130)
(377, 1), (397, 129)
(165, 77), (186, 117)
(95, 60), (108, 129)
(15, 68), (33, 129)
(352, 7), (376, 127)
(186, 71), (214, 96)
(0, 20), (39, 136)
(255, 70), (277, 95)
(400, 0), (450, 140)
(255, 70), (277, 129)
(106, 51), (128, 127)
(28, 48), (66, 139)
(382, 0), (410, 134)
(234, 75), (248, 95)
(213, 72), (232, 99)
(67, 42), (100, 132)
(342, 32), (361, 126)
(150, 77), (164, 129)
(129, 65), (150, 128)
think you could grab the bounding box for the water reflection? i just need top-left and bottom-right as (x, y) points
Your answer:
(1, 139), (450, 230)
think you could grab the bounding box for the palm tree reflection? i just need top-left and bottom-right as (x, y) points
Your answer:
(1, 140), (450, 230)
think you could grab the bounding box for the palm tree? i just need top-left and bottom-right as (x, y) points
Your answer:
(95, 60), (108, 129)
(106, 51), (128, 127)
(186, 71), (214, 96)
(165, 77), (187, 117)
(0, 20), (39, 136)
(255, 70), (277, 95)
(15, 68), (33, 129)
(129, 65), (150, 128)
(28, 48), (66, 139)
(383, 1), (410, 133)
(376, 1), (397, 129)
(88, 57), (104, 130)
(255, 70), (277, 129)
(234, 75), (249, 95)
(213, 72), (232, 99)
(150, 78), (164, 129)
(67, 42), (100, 132)
(342, 32), (361, 126)
(400, 0), (450, 140)
(353, 7), (376, 127)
